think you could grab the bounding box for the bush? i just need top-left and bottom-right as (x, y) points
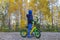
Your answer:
(40, 24), (59, 32)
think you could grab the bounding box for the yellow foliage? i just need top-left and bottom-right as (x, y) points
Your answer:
(39, 0), (52, 24)
(58, 11), (60, 18)
(29, 0), (52, 25)
(9, 0), (15, 3)
(8, 3), (18, 16)
(50, 0), (57, 4)
(0, 0), (2, 4)
(20, 19), (27, 29)
(53, 6), (57, 11)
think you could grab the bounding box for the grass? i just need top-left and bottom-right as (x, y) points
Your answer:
(40, 24), (60, 32)
(0, 24), (60, 32)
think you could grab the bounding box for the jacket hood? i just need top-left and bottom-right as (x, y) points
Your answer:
(28, 10), (32, 14)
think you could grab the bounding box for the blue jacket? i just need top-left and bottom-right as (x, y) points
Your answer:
(27, 10), (33, 24)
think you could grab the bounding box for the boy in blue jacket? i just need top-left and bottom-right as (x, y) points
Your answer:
(27, 10), (33, 37)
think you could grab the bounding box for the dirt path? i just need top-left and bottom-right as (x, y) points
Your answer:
(0, 32), (59, 40)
